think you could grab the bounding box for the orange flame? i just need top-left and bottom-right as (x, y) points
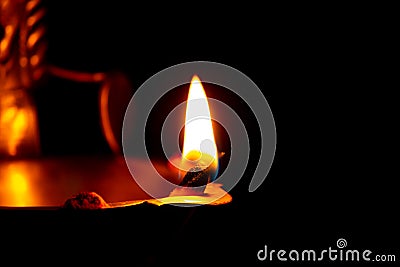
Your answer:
(180, 75), (218, 173)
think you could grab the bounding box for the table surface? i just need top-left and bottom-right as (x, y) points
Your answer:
(0, 155), (231, 208)
(0, 155), (151, 208)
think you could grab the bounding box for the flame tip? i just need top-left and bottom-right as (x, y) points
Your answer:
(191, 74), (201, 81)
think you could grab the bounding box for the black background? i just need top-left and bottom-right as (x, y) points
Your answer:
(1, 1), (398, 266)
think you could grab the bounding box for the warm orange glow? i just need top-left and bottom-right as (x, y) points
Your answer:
(19, 57), (28, 67)
(26, 0), (41, 12)
(9, 108), (28, 156)
(7, 173), (29, 206)
(99, 82), (120, 154)
(9, 173), (28, 193)
(27, 26), (45, 49)
(0, 164), (38, 207)
(109, 183), (232, 207)
(30, 55), (40, 66)
(1, 106), (17, 122)
(181, 75), (218, 172)
(0, 25), (14, 55)
(0, 92), (40, 157)
(48, 65), (105, 83)
(0, 40), (7, 51)
(27, 8), (46, 28)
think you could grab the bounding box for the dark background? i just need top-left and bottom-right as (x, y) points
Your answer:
(1, 1), (398, 265)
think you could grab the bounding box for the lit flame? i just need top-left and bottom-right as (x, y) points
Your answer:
(181, 75), (218, 174)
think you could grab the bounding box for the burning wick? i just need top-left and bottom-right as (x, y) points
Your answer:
(169, 75), (219, 196)
(179, 165), (212, 189)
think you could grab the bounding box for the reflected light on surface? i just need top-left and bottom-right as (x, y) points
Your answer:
(110, 182), (232, 207)
(0, 164), (38, 207)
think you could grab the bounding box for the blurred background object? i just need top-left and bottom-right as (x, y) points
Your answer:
(0, 0), (133, 158)
(0, 0), (45, 157)
(0, 0), (135, 207)
(0, 0), (46, 92)
(0, 88), (40, 157)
